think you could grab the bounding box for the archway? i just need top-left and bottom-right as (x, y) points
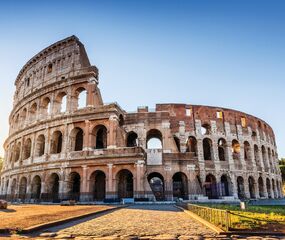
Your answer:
(35, 135), (45, 157)
(68, 172), (81, 201)
(237, 176), (245, 199)
(172, 172), (188, 199)
(220, 175), (230, 196)
(47, 173), (60, 202)
(248, 176), (255, 199)
(148, 172), (165, 201)
(186, 136), (197, 156)
(258, 177), (265, 197)
(50, 131), (63, 154)
(31, 175), (41, 200)
(266, 178), (272, 198)
(19, 177), (27, 200)
(205, 174), (218, 199)
(10, 179), (17, 200)
(203, 138), (212, 160)
(92, 125), (107, 149)
(126, 131), (138, 147)
(218, 138), (227, 161)
(90, 170), (106, 201)
(117, 170), (133, 199)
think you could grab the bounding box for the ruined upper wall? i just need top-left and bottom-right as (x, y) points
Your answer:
(13, 35), (98, 105)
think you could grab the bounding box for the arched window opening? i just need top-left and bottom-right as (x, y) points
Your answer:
(205, 174), (218, 199)
(272, 179), (276, 198)
(68, 172), (81, 201)
(186, 136), (197, 156)
(35, 135), (45, 157)
(232, 140), (240, 160)
(218, 138), (227, 161)
(29, 103), (37, 121)
(117, 169), (133, 199)
(126, 131), (138, 147)
(173, 136), (180, 152)
(268, 148), (272, 167)
(203, 138), (212, 160)
(42, 97), (51, 115)
(50, 131), (63, 154)
(252, 131), (257, 141)
(47, 173), (59, 202)
(254, 145), (260, 165)
(19, 177), (27, 200)
(201, 124), (211, 135)
(261, 146), (268, 168)
(244, 141), (251, 161)
(90, 170), (106, 201)
(148, 172), (164, 201)
(47, 63), (53, 73)
(21, 108), (27, 122)
(119, 115), (124, 126)
(237, 176), (245, 199)
(71, 128), (84, 151)
(146, 129), (162, 149)
(220, 175), (230, 196)
(92, 125), (107, 149)
(248, 176), (255, 199)
(23, 138), (32, 160)
(10, 179), (17, 200)
(76, 88), (87, 109)
(31, 176), (41, 200)
(258, 177), (265, 198)
(266, 178), (272, 198)
(172, 172), (188, 200)
(14, 142), (21, 162)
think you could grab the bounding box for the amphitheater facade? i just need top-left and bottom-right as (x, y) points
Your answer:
(0, 36), (283, 202)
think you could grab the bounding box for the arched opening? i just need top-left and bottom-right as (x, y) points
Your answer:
(218, 138), (227, 161)
(19, 177), (27, 200)
(244, 141), (251, 161)
(172, 172), (188, 199)
(203, 138), (212, 160)
(186, 136), (197, 156)
(220, 175), (230, 196)
(126, 131), (138, 147)
(258, 177), (265, 198)
(42, 97), (51, 115)
(14, 142), (21, 162)
(68, 172), (81, 201)
(148, 172), (165, 201)
(201, 123), (211, 135)
(117, 169), (133, 199)
(254, 145), (260, 166)
(47, 173), (59, 202)
(50, 131), (63, 154)
(272, 179), (276, 198)
(237, 176), (245, 199)
(76, 87), (87, 109)
(268, 148), (272, 168)
(35, 135), (45, 157)
(92, 125), (107, 149)
(119, 115), (124, 126)
(266, 178), (272, 198)
(205, 174), (218, 199)
(173, 136), (180, 152)
(23, 138), (32, 160)
(262, 146), (268, 169)
(248, 176), (255, 199)
(31, 175), (41, 200)
(90, 170), (106, 201)
(57, 92), (67, 113)
(70, 127), (84, 151)
(232, 140), (240, 160)
(10, 179), (17, 200)
(29, 102), (37, 121)
(146, 129), (163, 149)
(21, 108), (27, 122)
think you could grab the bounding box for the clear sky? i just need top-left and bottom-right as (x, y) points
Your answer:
(0, 0), (284, 157)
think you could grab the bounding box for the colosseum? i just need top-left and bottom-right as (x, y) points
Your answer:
(0, 35), (283, 203)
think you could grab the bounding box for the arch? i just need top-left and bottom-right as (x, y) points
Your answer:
(146, 129), (162, 149)
(14, 142), (21, 162)
(19, 177), (27, 200)
(266, 178), (272, 198)
(42, 97), (51, 115)
(248, 176), (256, 199)
(186, 136), (197, 156)
(67, 172), (81, 201)
(23, 138), (32, 160)
(117, 169), (133, 199)
(50, 131), (63, 154)
(173, 136), (181, 152)
(254, 145), (260, 166)
(261, 146), (268, 168)
(205, 174), (218, 199)
(47, 173), (60, 202)
(272, 179), (276, 198)
(10, 178), (17, 200)
(258, 177), (265, 197)
(218, 138), (227, 161)
(92, 125), (107, 149)
(70, 127), (84, 151)
(220, 175), (230, 196)
(21, 108), (27, 122)
(126, 131), (138, 147)
(119, 114), (124, 126)
(201, 123), (211, 135)
(29, 102), (38, 121)
(31, 175), (41, 200)
(237, 176), (245, 199)
(76, 87), (87, 109)
(90, 170), (106, 201)
(172, 172), (188, 199)
(244, 141), (251, 161)
(148, 172), (165, 201)
(203, 138), (212, 160)
(232, 140), (240, 160)
(35, 135), (45, 157)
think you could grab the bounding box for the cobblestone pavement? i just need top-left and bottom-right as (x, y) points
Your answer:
(34, 205), (285, 240)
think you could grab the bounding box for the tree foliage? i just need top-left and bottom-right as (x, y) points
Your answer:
(279, 158), (285, 181)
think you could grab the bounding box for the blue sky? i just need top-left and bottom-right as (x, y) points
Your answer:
(0, 0), (284, 157)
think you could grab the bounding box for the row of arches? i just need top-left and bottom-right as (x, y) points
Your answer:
(12, 87), (88, 129)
